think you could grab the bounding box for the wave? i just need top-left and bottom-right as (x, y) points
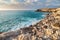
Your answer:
(0, 17), (40, 32)
(0, 10), (48, 32)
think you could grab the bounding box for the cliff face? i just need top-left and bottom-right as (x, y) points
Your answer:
(0, 8), (60, 40)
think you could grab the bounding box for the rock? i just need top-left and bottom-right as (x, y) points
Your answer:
(36, 8), (57, 12)
(0, 32), (3, 34)
(44, 29), (53, 37)
(17, 34), (24, 40)
(0, 8), (60, 40)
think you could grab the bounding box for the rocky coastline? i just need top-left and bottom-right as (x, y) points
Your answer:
(0, 8), (60, 40)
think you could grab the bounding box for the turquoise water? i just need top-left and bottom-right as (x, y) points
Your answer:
(0, 10), (48, 32)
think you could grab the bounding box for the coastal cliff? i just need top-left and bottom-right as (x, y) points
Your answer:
(0, 8), (60, 40)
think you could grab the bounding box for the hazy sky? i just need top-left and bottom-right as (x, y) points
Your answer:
(0, 0), (60, 10)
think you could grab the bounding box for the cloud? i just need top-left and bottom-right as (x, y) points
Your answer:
(44, 0), (60, 7)
(0, 0), (9, 4)
(24, 0), (38, 3)
(46, 0), (52, 3)
(0, 0), (19, 4)
(0, 0), (60, 10)
(0, 3), (36, 10)
(10, 0), (19, 4)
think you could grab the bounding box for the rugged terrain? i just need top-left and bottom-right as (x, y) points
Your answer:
(0, 8), (60, 40)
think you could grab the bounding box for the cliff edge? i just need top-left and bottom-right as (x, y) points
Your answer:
(0, 8), (60, 40)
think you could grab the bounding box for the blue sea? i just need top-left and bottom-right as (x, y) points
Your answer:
(0, 10), (48, 32)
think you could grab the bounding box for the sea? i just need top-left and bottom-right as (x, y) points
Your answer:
(0, 10), (49, 32)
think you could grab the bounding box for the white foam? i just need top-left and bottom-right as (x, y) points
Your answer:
(9, 18), (41, 31)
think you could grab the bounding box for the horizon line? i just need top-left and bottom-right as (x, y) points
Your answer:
(0, 9), (35, 10)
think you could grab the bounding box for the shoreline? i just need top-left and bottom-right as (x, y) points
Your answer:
(0, 8), (60, 40)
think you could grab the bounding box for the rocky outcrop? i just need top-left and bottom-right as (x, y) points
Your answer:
(0, 8), (60, 40)
(36, 8), (58, 12)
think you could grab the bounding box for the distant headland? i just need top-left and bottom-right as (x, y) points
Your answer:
(36, 8), (59, 12)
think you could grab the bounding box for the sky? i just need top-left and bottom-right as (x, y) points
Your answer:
(0, 0), (60, 10)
